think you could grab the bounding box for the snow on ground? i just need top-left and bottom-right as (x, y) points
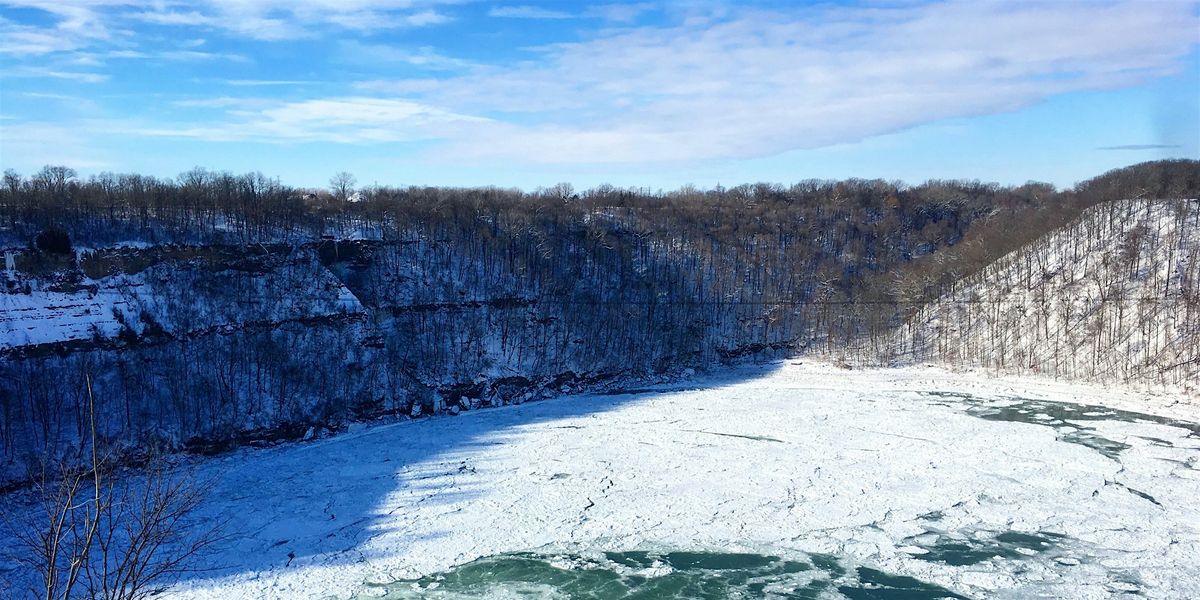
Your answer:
(832, 361), (1200, 424)
(9, 360), (1200, 599)
(0, 259), (365, 351)
(0, 284), (142, 349)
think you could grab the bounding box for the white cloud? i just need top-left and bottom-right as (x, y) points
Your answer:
(360, 1), (1200, 164)
(132, 97), (487, 144)
(397, 9), (450, 27)
(157, 49), (248, 62)
(0, 0), (237, 81)
(0, 0), (127, 38)
(585, 3), (653, 23)
(172, 97), (273, 109)
(6, 0), (1197, 171)
(337, 41), (472, 70)
(99, 48), (246, 62)
(1097, 144), (1182, 151)
(222, 79), (316, 86)
(2, 66), (110, 83)
(2, 0), (457, 49)
(0, 121), (113, 170)
(488, 5), (574, 19)
(129, 10), (220, 27)
(45, 70), (109, 84)
(19, 92), (75, 99)
(130, 0), (456, 39)
(0, 0), (147, 59)
(0, 5), (119, 56)
(0, 25), (83, 55)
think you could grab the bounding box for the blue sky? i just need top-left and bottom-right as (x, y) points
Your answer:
(1, 0), (1197, 191)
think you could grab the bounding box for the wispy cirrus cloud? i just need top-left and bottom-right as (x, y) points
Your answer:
(0, 1), (139, 59)
(220, 79), (318, 87)
(354, 1), (1200, 164)
(97, 48), (247, 62)
(337, 41), (474, 70)
(0, 0), (126, 41)
(130, 0), (457, 40)
(0, 121), (114, 169)
(4, 0), (1197, 179)
(488, 5), (574, 19)
(172, 97), (277, 109)
(0, 18), (88, 55)
(129, 9), (219, 27)
(1097, 144), (1183, 151)
(486, 3), (654, 22)
(1, 0), (457, 55)
(130, 97), (487, 144)
(0, 3), (123, 56)
(1, 66), (110, 83)
(585, 3), (654, 23)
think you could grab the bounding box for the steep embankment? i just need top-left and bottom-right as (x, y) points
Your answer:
(1, 245), (363, 351)
(5, 162), (1193, 488)
(0, 234), (809, 488)
(895, 199), (1199, 388)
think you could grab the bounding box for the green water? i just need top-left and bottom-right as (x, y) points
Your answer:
(906, 528), (1066, 567)
(921, 391), (1199, 460)
(359, 551), (967, 599)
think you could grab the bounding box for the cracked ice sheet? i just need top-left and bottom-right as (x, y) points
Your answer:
(140, 362), (1199, 598)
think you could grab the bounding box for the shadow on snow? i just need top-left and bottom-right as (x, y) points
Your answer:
(163, 361), (788, 591)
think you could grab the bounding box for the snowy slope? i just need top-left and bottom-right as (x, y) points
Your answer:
(0, 286), (142, 348)
(1, 249), (365, 352)
(2, 361), (1191, 599)
(895, 199), (1199, 389)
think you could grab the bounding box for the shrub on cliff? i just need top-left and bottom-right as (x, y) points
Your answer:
(34, 226), (72, 254)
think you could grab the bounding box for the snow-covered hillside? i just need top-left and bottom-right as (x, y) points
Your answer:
(1, 248), (363, 351)
(894, 199), (1199, 389)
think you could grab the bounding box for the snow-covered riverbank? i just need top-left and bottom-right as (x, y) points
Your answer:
(8, 361), (1199, 599)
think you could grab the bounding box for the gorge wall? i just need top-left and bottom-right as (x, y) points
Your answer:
(2, 160), (1196, 487)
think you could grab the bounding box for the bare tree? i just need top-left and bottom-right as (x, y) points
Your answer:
(4, 376), (222, 600)
(3, 169), (21, 197)
(329, 172), (356, 203)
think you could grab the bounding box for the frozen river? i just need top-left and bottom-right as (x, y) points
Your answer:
(11, 361), (1198, 599)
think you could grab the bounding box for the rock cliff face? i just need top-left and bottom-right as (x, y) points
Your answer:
(0, 236), (804, 487)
